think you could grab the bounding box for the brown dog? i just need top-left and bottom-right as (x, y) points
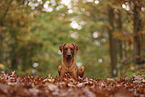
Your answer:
(58, 43), (85, 79)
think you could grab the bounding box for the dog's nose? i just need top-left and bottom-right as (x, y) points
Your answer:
(67, 52), (71, 57)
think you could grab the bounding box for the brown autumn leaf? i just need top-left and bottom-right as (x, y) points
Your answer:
(0, 71), (144, 97)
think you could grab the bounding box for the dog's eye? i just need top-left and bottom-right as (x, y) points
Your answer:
(71, 48), (74, 51)
(64, 48), (67, 50)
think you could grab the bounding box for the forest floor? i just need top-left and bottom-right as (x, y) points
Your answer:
(0, 71), (144, 97)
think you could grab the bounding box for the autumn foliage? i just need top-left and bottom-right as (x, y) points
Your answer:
(0, 71), (144, 97)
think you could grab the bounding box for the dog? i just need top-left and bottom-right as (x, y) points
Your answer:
(58, 43), (85, 79)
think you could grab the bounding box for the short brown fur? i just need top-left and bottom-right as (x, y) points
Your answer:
(58, 43), (85, 79)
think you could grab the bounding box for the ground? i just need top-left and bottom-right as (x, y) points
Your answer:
(0, 71), (144, 97)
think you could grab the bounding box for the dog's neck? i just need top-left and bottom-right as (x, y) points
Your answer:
(62, 57), (75, 67)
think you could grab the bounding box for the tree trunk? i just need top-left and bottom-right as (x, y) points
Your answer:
(133, 0), (141, 64)
(10, 44), (18, 70)
(0, 35), (3, 63)
(117, 10), (123, 61)
(0, 0), (13, 63)
(108, 7), (117, 77)
(116, 9), (123, 78)
(11, 57), (18, 69)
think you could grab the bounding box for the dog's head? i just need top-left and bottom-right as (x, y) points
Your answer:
(59, 43), (79, 59)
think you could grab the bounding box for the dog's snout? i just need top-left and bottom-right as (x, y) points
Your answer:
(67, 52), (71, 57)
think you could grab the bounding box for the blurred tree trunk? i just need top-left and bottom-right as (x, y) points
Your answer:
(133, 0), (141, 64)
(10, 39), (18, 70)
(0, 16), (3, 63)
(116, 9), (123, 77)
(11, 57), (18, 69)
(108, 7), (117, 77)
(0, 0), (13, 63)
(116, 10), (123, 61)
(0, 35), (3, 63)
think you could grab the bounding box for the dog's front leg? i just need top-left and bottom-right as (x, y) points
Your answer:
(58, 65), (66, 78)
(78, 66), (85, 78)
(58, 65), (62, 76)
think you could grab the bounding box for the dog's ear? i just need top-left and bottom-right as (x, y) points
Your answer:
(59, 43), (66, 52)
(72, 43), (79, 52)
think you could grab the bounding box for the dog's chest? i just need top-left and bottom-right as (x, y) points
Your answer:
(62, 62), (77, 73)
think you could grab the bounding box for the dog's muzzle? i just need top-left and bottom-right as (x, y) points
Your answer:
(67, 52), (71, 58)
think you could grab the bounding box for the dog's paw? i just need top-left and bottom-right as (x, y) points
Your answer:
(78, 66), (85, 78)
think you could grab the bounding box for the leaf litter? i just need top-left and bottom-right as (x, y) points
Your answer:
(0, 71), (144, 97)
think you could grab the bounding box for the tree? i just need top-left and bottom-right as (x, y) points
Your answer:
(107, 6), (118, 77)
(133, 0), (142, 64)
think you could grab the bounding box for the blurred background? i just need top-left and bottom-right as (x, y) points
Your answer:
(0, 0), (145, 78)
